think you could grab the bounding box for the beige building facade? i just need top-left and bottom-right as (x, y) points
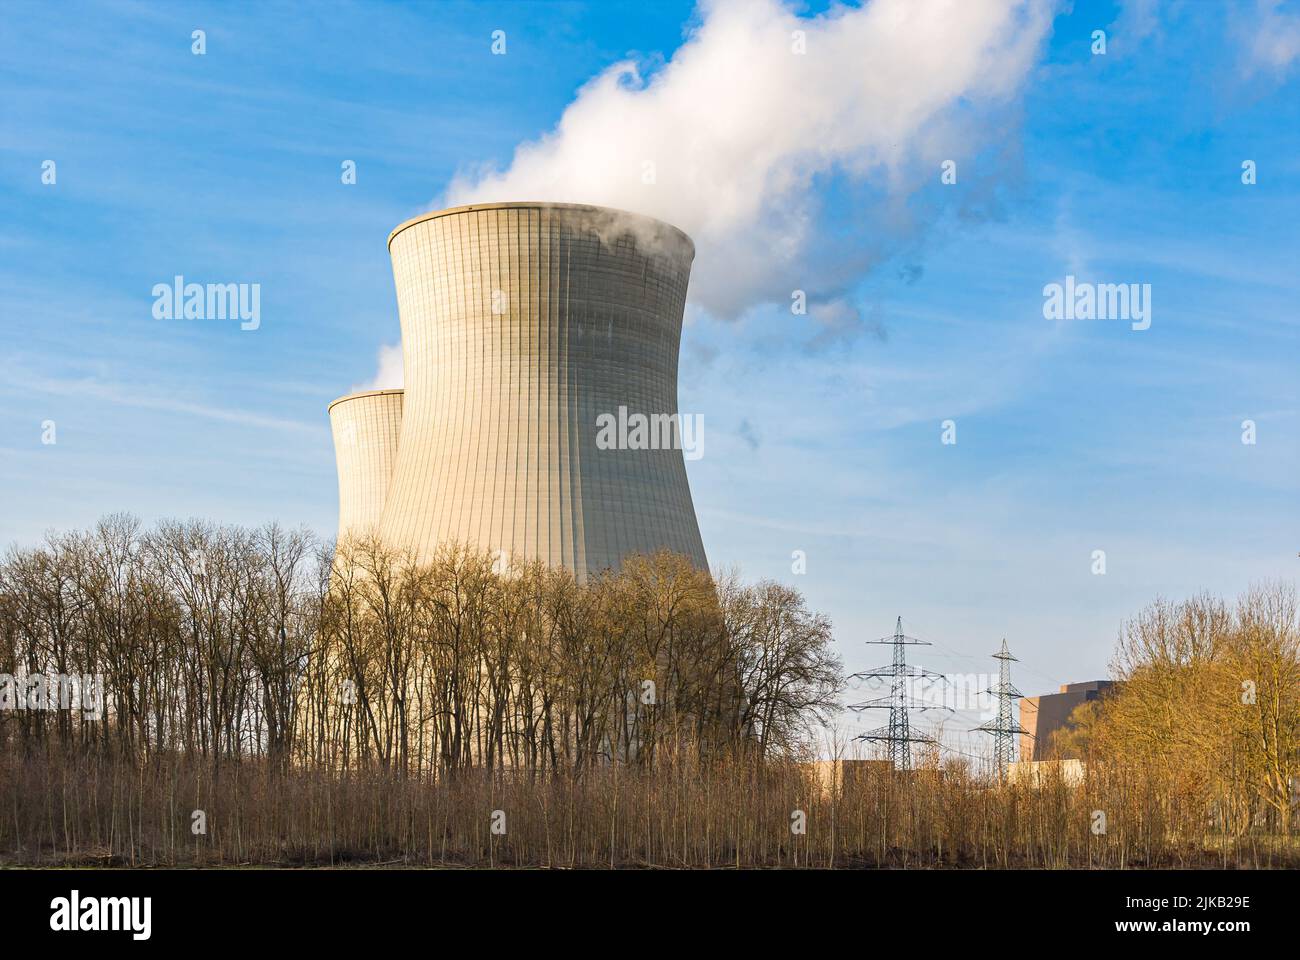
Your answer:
(1019, 680), (1115, 760)
(375, 202), (707, 576)
(1006, 758), (1087, 787)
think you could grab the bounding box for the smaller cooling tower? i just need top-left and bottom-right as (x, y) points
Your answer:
(328, 389), (404, 546)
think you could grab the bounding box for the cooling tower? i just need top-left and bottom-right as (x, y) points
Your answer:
(378, 201), (707, 575)
(328, 388), (404, 545)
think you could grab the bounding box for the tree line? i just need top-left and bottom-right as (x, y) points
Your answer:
(0, 514), (843, 777)
(4, 514), (1297, 867)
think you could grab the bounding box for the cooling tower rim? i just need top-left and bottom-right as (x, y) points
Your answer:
(387, 201), (695, 258)
(327, 388), (404, 414)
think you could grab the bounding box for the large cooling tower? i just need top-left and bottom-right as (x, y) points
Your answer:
(328, 388), (404, 545)
(378, 201), (707, 575)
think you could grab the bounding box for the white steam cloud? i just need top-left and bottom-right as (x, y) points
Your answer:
(444, 0), (1056, 332)
(353, 342), (403, 391)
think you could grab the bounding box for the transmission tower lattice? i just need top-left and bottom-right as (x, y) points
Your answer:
(848, 616), (951, 770)
(975, 638), (1029, 777)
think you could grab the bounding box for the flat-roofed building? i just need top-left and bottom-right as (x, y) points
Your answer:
(1019, 680), (1115, 761)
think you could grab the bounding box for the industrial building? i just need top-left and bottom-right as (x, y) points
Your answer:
(330, 202), (708, 576)
(1019, 680), (1115, 761)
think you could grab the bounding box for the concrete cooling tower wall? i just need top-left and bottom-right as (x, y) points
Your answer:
(328, 388), (404, 545)
(377, 201), (708, 576)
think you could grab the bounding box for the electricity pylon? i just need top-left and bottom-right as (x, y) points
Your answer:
(848, 616), (950, 770)
(976, 638), (1028, 778)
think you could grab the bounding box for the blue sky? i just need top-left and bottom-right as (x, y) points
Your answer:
(2, 0), (1297, 751)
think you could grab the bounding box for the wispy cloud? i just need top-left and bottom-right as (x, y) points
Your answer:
(1241, 0), (1300, 76)
(3, 370), (324, 436)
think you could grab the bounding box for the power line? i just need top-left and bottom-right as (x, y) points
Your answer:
(894, 615), (1070, 694)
